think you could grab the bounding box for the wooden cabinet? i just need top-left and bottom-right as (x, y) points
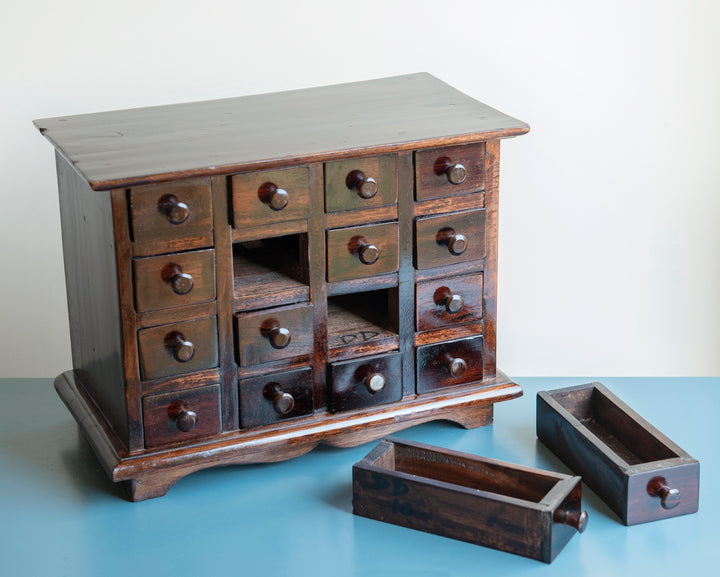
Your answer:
(35, 73), (529, 500)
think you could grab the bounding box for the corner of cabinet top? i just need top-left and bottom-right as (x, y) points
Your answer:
(33, 73), (529, 191)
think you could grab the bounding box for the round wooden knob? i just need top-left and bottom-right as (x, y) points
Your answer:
(269, 326), (291, 349)
(159, 194), (190, 225)
(647, 477), (681, 510)
(554, 509), (588, 533)
(434, 287), (464, 313)
(175, 409), (198, 432)
(437, 228), (467, 256)
(444, 355), (467, 378)
(166, 332), (195, 362)
(350, 236), (380, 265)
(364, 372), (386, 393)
(446, 163), (467, 185)
(258, 182), (289, 211)
(347, 170), (378, 199)
(264, 384), (295, 416)
(170, 272), (194, 295)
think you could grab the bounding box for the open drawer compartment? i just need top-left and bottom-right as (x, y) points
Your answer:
(352, 438), (586, 563)
(537, 382), (699, 525)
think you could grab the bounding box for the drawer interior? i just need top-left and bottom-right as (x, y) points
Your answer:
(549, 386), (679, 465)
(371, 442), (558, 503)
(233, 233), (310, 311)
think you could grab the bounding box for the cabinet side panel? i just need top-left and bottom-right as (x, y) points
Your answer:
(483, 140), (500, 378)
(56, 152), (128, 444)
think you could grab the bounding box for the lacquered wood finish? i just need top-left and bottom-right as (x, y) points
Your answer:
(142, 384), (222, 449)
(231, 166), (310, 228)
(238, 367), (314, 428)
(41, 75), (528, 499)
(415, 143), (485, 201)
(137, 316), (219, 380)
(129, 178), (213, 256)
(415, 209), (486, 270)
(324, 155), (398, 212)
(235, 303), (314, 366)
(353, 438), (586, 563)
(329, 352), (402, 413)
(35, 73), (529, 190)
(416, 272), (483, 331)
(326, 222), (399, 282)
(537, 382), (700, 525)
(416, 336), (484, 393)
(133, 249), (216, 312)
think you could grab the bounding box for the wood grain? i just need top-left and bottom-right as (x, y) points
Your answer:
(324, 154), (398, 212)
(328, 352), (402, 413)
(415, 142), (485, 201)
(239, 367), (314, 428)
(416, 272), (483, 331)
(133, 249), (216, 312)
(129, 177), (213, 256)
(34, 73), (529, 190)
(231, 166), (310, 228)
(415, 209), (486, 270)
(537, 382), (699, 525)
(416, 336), (483, 394)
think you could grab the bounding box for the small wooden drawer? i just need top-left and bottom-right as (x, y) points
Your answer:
(239, 367), (314, 428)
(416, 335), (483, 394)
(325, 155), (398, 213)
(235, 303), (313, 366)
(329, 352), (402, 413)
(129, 177), (214, 255)
(142, 384), (222, 449)
(415, 209), (485, 270)
(537, 382), (700, 526)
(133, 249), (216, 312)
(353, 438), (587, 563)
(138, 316), (218, 381)
(415, 142), (485, 201)
(327, 222), (399, 282)
(416, 272), (483, 331)
(231, 166), (310, 229)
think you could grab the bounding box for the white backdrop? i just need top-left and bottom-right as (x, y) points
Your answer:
(2, 0), (718, 377)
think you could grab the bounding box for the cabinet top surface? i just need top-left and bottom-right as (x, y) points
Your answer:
(34, 73), (529, 190)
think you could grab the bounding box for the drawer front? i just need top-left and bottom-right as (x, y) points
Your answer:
(239, 367), (314, 428)
(235, 303), (313, 366)
(325, 155), (398, 213)
(134, 249), (216, 312)
(415, 142), (485, 201)
(416, 273), (483, 331)
(138, 316), (218, 380)
(415, 209), (485, 270)
(129, 178), (213, 254)
(327, 222), (399, 282)
(416, 335), (483, 394)
(329, 351), (402, 413)
(231, 166), (310, 228)
(142, 384), (222, 449)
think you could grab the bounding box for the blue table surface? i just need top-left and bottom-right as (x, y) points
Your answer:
(0, 377), (716, 576)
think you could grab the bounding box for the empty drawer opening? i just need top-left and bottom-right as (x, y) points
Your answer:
(551, 386), (679, 465)
(374, 444), (558, 503)
(233, 233), (310, 312)
(327, 288), (399, 358)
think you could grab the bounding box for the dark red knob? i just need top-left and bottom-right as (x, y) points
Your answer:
(349, 236), (380, 265)
(364, 373), (386, 393)
(159, 194), (190, 224)
(434, 157), (467, 185)
(434, 286), (465, 313)
(554, 509), (588, 533)
(261, 319), (292, 349)
(264, 383), (295, 416)
(647, 477), (681, 510)
(166, 332), (195, 362)
(347, 170), (379, 199)
(162, 263), (194, 295)
(443, 354), (467, 378)
(175, 409), (198, 432)
(437, 228), (467, 256)
(258, 182), (289, 211)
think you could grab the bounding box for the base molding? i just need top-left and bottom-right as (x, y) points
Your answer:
(55, 370), (521, 501)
